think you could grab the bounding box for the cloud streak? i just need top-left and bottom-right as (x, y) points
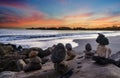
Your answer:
(0, 6), (64, 28)
(64, 13), (94, 19)
(92, 14), (120, 22)
(0, 0), (28, 5)
(0, 0), (31, 10)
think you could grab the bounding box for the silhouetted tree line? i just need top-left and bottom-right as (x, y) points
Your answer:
(27, 26), (120, 30)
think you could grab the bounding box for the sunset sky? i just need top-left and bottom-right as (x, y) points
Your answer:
(0, 0), (120, 28)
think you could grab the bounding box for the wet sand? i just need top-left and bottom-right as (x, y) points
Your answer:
(73, 36), (120, 54)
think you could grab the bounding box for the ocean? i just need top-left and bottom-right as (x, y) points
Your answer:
(0, 29), (120, 49)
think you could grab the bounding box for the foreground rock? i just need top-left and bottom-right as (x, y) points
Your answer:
(0, 55), (120, 78)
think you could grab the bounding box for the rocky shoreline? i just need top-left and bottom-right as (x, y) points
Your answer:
(0, 42), (120, 78)
(0, 43), (51, 72)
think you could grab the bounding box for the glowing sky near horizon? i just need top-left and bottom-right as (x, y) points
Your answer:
(0, 0), (120, 28)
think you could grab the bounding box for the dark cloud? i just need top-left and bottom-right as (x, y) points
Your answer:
(0, 7), (23, 23)
(0, 0), (29, 8)
(0, 0), (28, 4)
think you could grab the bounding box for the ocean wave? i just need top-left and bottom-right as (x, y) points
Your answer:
(0, 33), (87, 41)
(0, 29), (120, 49)
(0, 30), (119, 42)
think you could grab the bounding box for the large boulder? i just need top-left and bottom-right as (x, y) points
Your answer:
(0, 44), (14, 56)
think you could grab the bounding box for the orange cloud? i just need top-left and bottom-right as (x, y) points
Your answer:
(0, 19), (64, 28)
(0, 13), (64, 28)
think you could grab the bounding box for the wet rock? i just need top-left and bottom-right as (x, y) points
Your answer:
(51, 43), (66, 63)
(0, 44), (14, 56)
(29, 47), (51, 58)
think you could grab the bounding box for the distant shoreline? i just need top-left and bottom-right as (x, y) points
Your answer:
(1, 26), (120, 30)
(26, 26), (120, 30)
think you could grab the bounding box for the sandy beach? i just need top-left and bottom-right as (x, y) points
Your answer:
(73, 36), (120, 54)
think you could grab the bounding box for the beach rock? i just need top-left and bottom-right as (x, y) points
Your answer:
(0, 44), (14, 56)
(51, 43), (66, 63)
(43, 48), (52, 57)
(28, 47), (51, 58)
(20, 48), (30, 58)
